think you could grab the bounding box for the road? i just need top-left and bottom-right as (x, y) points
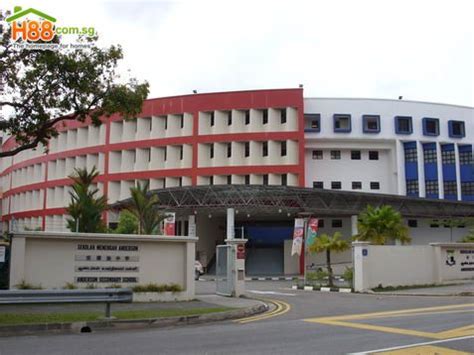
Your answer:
(0, 280), (472, 354)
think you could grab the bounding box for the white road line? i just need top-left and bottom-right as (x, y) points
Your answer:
(349, 335), (474, 355)
(248, 290), (296, 296)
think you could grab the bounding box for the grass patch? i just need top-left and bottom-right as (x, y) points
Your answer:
(0, 307), (232, 326)
(132, 283), (183, 293)
(372, 283), (459, 292)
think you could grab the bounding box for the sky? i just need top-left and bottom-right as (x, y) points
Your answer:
(2, 0), (474, 106)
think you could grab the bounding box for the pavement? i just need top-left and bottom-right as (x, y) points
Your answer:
(374, 280), (474, 296)
(0, 279), (473, 354)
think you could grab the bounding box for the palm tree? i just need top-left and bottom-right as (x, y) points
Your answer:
(66, 167), (107, 233)
(308, 232), (350, 287)
(127, 181), (165, 234)
(354, 205), (411, 245)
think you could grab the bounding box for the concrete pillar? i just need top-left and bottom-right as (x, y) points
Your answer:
(188, 215), (196, 238)
(9, 235), (26, 289)
(184, 239), (196, 299)
(350, 215), (358, 237)
(352, 241), (370, 292)
(225, 238), (248, 297)
(454, 144), (462, 200)
(226, 208), (235, 240)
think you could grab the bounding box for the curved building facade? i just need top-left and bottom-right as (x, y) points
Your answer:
(0, 88), (473, 233)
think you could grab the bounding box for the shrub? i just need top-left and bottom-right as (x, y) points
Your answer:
(306, 270), (329, 282)
(106, 284), (122, 289)
(132, 283), (183, 293)
(63, 282), (77, 289)
(15, 280), (42, 290)
(85, 283), (97, 289)
(343, 267), (354, 285)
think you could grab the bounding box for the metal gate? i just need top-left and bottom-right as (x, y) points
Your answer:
(216, 245), (234, 296)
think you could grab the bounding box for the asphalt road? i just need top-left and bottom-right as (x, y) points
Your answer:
(0, 281), (472, 355)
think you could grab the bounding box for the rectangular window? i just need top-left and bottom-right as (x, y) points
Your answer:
(369, 151), (379, 160)
(164, 117), (168, 130)
(331, 150), (341, 160)
(262, 142), (268, 157)
(262, 109), (268, 125)
(244, 142), (250, 157)
(422, 117), (440, 136)
(305, 113), (321, 132)
(425, 180), (438, 195)
(449, 120), (465, 138)
(227, 143), (232, 158)
(461, 181), (474, 196)
(331, 181), (341, 190)
(164, 147), (167, 161)
(318, 219), (325, 228)
(280, 109), (287, 124)
(227, 111), (232, 126)
(178, 177), (183, 187)
(408, 219), (418, 228)
(423, 149), (437, 163)
(406, 179), (419, 195)
(430, 220), (439, 228)
(334, 114), (351, 132)
(370, 182), (380, 190)
(209, 112), (215, 127)
(180, 114), (184, 129)
(395, 116), (413, 134)
(245, 110), (250, 125)
(459, 150), (473, 165)
(245, 175), (250, 185)
(352, 181), (362, 190)
(332, 219), (343, 228)
(363, 115), (381, 133)
(227, 175), (232, 185)
(209, 143), (214, 159)
(443, 181), (457, 195)
(263, 174), (269, 186)
(313, 181), (324, 189)
(404, 148), (417, 162)
(442, 149), (455, 164)
(179, 146), (183, 160)
(209, 176), (214, 186)
(351, 150), (361, 160)
(281, 174), (287, 186)
(312, 150), (323, 160)
(281, 141), (287, 157)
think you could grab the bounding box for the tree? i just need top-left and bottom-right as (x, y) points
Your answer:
(127, 181), (165, 235)
(114, 210), (138, 234)
(308, 232), (350, 287)
(66, 167), (107, 233)
(0, 11), (149, 157)
(354, 205), (411, 245)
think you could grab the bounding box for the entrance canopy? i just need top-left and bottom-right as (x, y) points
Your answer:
(112, 185), (474, 219)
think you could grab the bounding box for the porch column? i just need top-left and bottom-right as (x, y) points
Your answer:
(351, 215), (358, 237)
(226, 208), (235, 240)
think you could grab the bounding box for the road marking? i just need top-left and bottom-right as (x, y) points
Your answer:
(248, 290), (296, 296)
(350, 335), (474, 354)
(236, 299), (291, 324)
(305, 303), (474, 340)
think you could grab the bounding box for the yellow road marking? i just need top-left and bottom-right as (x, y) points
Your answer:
(366, 308), (473, 319)
(236, 299), (291, 324)
(372, 344), (471, 354)
(305, 303), (474, 340)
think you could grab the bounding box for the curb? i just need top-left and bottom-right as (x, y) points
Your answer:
(370, 291), (474, 297)
(199, 277), (298, 282)
(292, 285), (353, 293)
(0, 303), (268, 337)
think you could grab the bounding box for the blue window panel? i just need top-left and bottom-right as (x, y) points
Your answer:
(333, 114), (351, 133)
(395, 116), (413, 135)
(422, 117), (440, 136)
(445, 194), (458, 201)
(443, 166), (457, 181)
(426, 194), (439, 199)
(424, 165), (438, 180)
(442, 143), (455, 152)
(362, 115), (381, 133)
(459, 145), (474, 185)
(423, 143), (438, 181)
(404, 141), (417, 149)
(448, 120), (465, 138)
(441, 144), (456, 181)
(463, 195), (474, 202)
(405, 163), (418, 180)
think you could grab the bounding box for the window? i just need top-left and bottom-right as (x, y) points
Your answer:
(425, 180), (438, 195)
(209, 112), (215, 127)
(459, 150), (473, 165)
(244, 175), (250, 185)
(164, 147), (167, 161)
(406, 179), (419, 195)
(245, 110), (250, 125)
(423, 149), (437, 163)
(263, 174), (269, 186)
(318, 219), (325, 228)
(312, 150), (323, 160)
(444, 181), (457, 195)
(461, 182), (474, 196)
(209, 143), (214, 159)
(180, 114), (184, 129)
(262, 109), (268, 125)
(179, 146), (183, 160)
(363, 115), (381, 133)
(164, 116), (168, 130)
(227, 111), (232, 126)
(178, 177), (183, 187)
(244, 142), (250, 157)
(227, 175), (232, 185)
(227, 143), (232, 158)
(369, 151), (379, 160)
(370, 182), (380, 190)
(332, 219), (343, 228)
(281, 174), (287, 186)
(280, 109), (287, 124)
(262, 142), (268, 157)
(395, 116), (413, 134)
(333, 114), (351, 132)
(305, 113), (321, 132)
(448, 120), (465, 138)
(331, 150), (341, 160)
(209, 176), (214, 186)
(422, 117), (440, 136)
(281, 141), (287, 157)
(331, 181), (341, 190)
(404, 147), (417, 162)
(442, 149), (455, 164)
(430, 220), (439, 228)
(352, 181), (362, 190)
(313, 181), (324, 189)
(408, 219), (418, 228)
(351, 150), (361, 160)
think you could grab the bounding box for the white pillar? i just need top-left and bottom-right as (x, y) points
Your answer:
(188, 215), (196, 238)
(436, 142), (444, 199)
(226, 208), (235, 240)
(352, 241), (370, 292)
(351, 215), (358, 237)
(454, 144), (462, 200)
(416, 141), (426, 198)
(10, 235), (26, 289)
(396, 140), (406, 195)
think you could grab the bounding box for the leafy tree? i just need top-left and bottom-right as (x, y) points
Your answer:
(66, 167), (107, 233)
(0, 11), (149, 157)
(127, 181), (165, 234)
(308, 232), (350, 287)
(114, 210), (138, 234)
(354, 205), (411, 245)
